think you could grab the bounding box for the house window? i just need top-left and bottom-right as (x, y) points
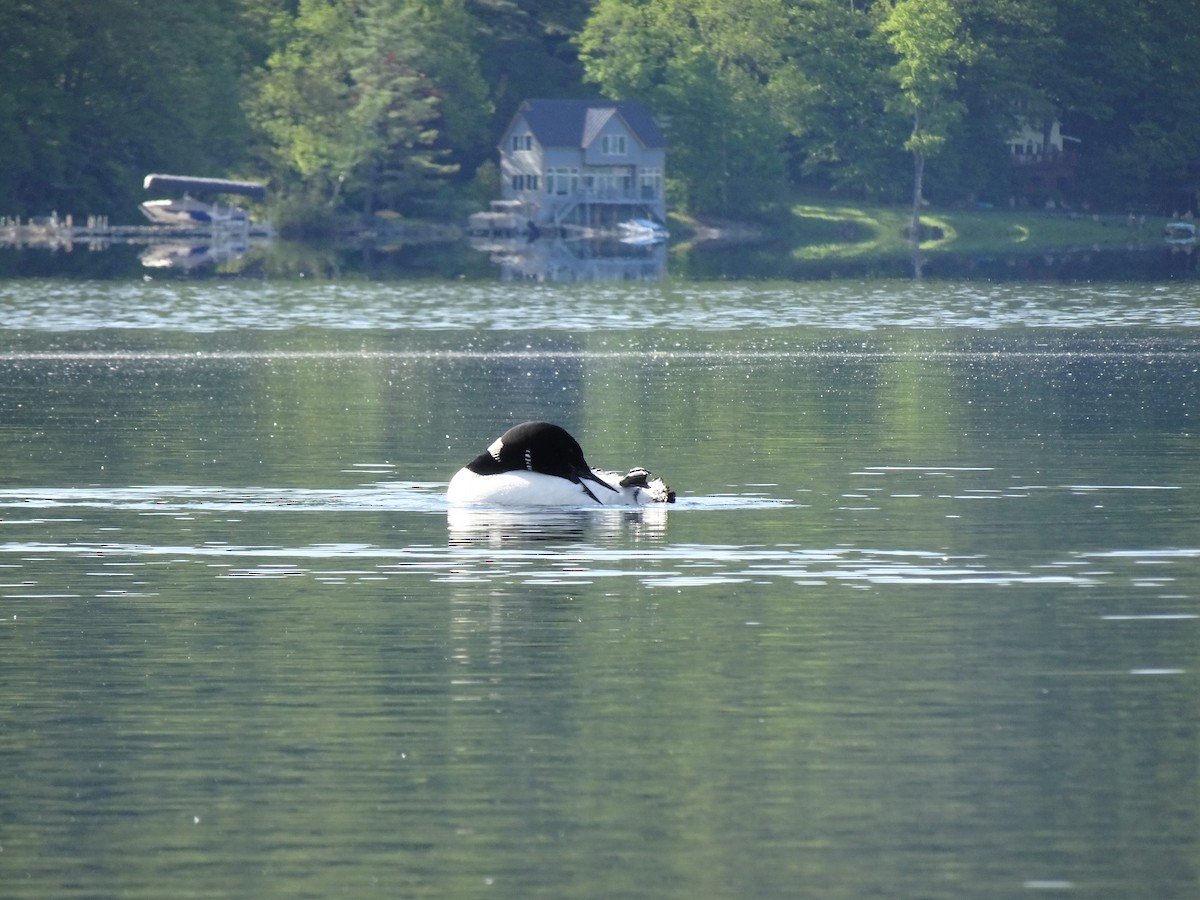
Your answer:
(640, 168), (662, 199)
(512, 175), (524, 191)
(547, 167), (578, 195)
(527, 175), (538, 191)
(512, 135), (521, 152)
(524, 135), (533, 151)
(601, 134), (627, 156)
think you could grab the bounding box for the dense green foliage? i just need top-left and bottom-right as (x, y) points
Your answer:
(1, 0), (1198, 222)
(0, 0), (257, 217)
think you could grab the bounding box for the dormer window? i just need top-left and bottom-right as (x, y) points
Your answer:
(601, 134), (627, 156)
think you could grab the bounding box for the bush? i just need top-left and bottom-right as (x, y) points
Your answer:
(269, 192), (338, 239)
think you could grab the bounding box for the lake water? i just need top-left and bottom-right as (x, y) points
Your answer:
(2, 272), (1199, 898)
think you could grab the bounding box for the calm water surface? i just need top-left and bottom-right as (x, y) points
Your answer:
(2, 277), (1199, 898)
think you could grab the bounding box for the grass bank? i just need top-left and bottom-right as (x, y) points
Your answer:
(676, 198), (1175, 260)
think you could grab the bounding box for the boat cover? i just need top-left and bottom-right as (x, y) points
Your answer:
(143, 174), (266, 198)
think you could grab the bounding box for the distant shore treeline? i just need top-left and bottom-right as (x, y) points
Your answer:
(2, 0), (1197, 227)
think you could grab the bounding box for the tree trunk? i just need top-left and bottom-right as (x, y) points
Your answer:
(362, 158), (378, 222)
(910, 149), (925, 249)
(908, 107), (925, 249)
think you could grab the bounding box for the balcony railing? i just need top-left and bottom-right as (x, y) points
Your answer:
(546, 186), (661, 203)
(1011, 148), (1077, 169)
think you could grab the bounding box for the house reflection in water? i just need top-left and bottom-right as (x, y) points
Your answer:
(476, 236), (667, 282)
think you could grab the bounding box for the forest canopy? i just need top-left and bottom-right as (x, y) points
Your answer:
(1, 0), (1198, 224)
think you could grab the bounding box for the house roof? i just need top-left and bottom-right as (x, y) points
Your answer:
(511, 98), (666, 150)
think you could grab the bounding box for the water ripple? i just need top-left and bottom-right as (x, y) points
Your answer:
(0, 536), (1118, 590)
(0, 484), (789, 514)
(2, 486), (1194, 592)
(3, 280), (1200, 332)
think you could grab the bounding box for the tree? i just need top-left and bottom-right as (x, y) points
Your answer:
(407, 0), (493, 186)
(1052, 0), (1200, 210)
(0, 3), (72, 214)
(346, 1), (456, 217)
(250, 0), (487, 224)
(249, 0), (352, 209)
(770, 0), (910, 200)
(466, 0), (592, 131)
(578, 0), (792, 215)
(881, 0), (974, 244)
(944, 0), (1061, 205)
(0, 0), (256, 219)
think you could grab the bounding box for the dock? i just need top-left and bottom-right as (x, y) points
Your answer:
(1, 214), (273, 252)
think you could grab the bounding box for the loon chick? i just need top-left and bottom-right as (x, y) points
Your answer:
(446, 421), (675, 507)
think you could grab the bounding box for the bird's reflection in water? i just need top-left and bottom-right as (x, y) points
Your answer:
(447, 505), (668, 546)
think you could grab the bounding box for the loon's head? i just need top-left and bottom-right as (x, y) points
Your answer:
(464, 421), (618, 500)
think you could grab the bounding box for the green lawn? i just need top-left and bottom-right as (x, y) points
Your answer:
(784, 200), (1168, 259)
(675, 199), (1173, 260)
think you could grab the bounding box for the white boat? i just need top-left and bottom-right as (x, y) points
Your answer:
(139, 174), (265, 228)
(1163, 221), (1196, 243)
(140, 196), (250, 227)
(618, 218), (669, 244)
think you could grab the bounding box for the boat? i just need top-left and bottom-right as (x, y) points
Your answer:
(140, 174), (266, 228)
(140, 196), (250, 227)
(618, 218), (669, 245)
(1163, 221), (1196, 243)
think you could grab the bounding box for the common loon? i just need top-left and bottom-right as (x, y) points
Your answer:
(446, 421), (675, 507)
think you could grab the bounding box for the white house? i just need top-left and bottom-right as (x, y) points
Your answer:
(1009, 118), (1078, 161)
(496, 98), (667, 230)
(1009, 117), (1081, 200)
